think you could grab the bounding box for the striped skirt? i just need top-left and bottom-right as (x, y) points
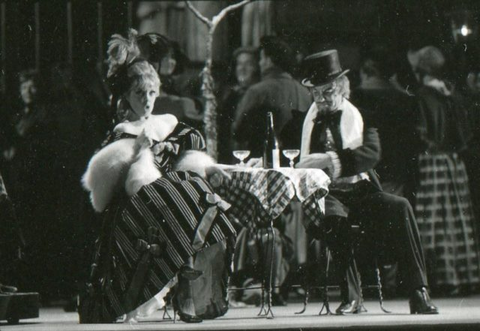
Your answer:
(86, 171), (237, 320)
(415, 153), (480, 289)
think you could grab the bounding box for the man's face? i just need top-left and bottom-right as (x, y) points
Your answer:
(310, 82), (343, 113)
(259, 49), (272, 76)
(20, 79), (37, 105)
(235, 53), (257, 86)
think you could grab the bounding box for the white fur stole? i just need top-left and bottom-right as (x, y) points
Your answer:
(82, 115), (177, 213)
(82, 114), (215, 213)
(82, 130), (161, 213)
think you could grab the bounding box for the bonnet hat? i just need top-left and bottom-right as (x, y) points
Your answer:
(407, 46), (445, 76)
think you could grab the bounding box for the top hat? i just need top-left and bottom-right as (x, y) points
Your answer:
(301, 50), (349, 87)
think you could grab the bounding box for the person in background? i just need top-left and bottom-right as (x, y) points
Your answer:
(1, 70), (56, 299)
(351, 48), (419, 201)
(136, 33), (202, 126)
(409, 46), (480, 295)
(231, 37), (312, 305)
(464, 69), (480, 241)
(349, 48), (422, 297)
(296, 49), (438, 315)
(232, 36), (312, 156)
(390, 46), (423, 96)
(218, 46), (260, 164)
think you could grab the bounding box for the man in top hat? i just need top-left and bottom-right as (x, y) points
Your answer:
(295, 49), (438, 315)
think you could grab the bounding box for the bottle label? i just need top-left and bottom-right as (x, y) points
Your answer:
(272, 149), (280, 169)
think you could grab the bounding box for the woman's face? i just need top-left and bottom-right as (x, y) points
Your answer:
(20, 79), (37, 105)
(235, 53), (258, 87)
(126, 82), (158, 119)
(159, 52), (177, 76)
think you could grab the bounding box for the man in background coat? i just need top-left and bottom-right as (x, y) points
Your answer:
(350, 48), (419, 202)
(232, 36), (311, 156)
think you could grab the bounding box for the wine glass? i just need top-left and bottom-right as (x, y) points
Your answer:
(282, 149), (300, 168)
(233, 150), (250, 166)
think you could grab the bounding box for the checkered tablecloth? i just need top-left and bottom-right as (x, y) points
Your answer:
(216, 167), (330, 227)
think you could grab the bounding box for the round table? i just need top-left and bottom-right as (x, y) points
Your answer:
(214, 167), (330, 318)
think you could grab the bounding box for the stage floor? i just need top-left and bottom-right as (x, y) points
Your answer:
(2, 296), (480, 331)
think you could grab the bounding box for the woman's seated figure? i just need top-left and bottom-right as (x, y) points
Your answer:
(80, 30), (236, 324)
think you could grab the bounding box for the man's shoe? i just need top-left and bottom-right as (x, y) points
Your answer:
(409, 287), (439, 314)
(178, 312), (203, 323)
(335, 300), (364, 315)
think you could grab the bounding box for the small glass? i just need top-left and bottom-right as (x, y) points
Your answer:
(233, 150), (250, 166)
(282, 149), (300, 168)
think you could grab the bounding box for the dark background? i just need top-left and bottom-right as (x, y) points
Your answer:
(2, 0), (480, 96)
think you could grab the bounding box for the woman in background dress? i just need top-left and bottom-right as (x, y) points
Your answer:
(410, 46), (480, 295)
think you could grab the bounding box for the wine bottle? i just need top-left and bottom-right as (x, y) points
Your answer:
(263, 112), (280, 169)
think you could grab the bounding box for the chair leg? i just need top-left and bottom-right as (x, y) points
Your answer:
(163, 305), (172, 320)
(375, 260), (391, 314)
(350, 256), (367, 313)
(257, 226), (274, 318)
(319, 247), (332, 315)
(295, 287), (309, 314)
(296, 239), (317, 315)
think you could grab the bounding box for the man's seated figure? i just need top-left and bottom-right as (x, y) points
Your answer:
(295, 50), (438, 315)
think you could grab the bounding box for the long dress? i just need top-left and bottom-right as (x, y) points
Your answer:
(414, 84), (480, 293)
(79, 122), (237, 323)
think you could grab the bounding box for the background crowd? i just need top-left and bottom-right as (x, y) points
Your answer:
(0, 0), (479, 309)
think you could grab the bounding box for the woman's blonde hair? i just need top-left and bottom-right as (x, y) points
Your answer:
(126, 61), (160, 95)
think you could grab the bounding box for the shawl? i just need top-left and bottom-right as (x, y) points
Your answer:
(82, 114), (178, 212)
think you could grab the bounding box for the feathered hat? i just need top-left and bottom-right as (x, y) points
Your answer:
(106, 29), (144, 98)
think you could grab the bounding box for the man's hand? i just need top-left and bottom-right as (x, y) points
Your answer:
(245, 157), (263, 168)
(296, 153), (332, 169)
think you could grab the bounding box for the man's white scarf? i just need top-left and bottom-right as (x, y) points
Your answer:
(300, 98), (364, 158)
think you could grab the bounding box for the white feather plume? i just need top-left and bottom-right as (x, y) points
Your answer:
(107, 29), (141, 77)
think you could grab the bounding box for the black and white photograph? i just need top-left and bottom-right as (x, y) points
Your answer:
(1, 1), (480, 330)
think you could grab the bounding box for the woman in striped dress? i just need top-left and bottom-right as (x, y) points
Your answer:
(410, 46), (480, 294)
(79, 30), (236, 324)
